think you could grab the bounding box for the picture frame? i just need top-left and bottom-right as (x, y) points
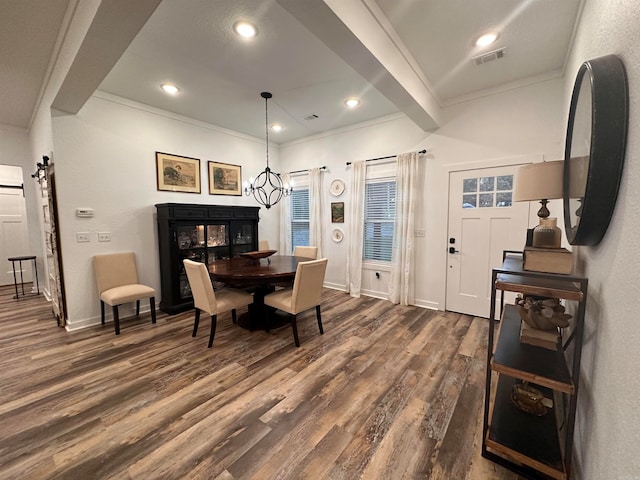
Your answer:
(156, 152), (201, 193)
(208, 161), (242, 196)
(331, 202), (344, 223)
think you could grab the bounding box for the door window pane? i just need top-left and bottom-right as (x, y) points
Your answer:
(463, 178), (478, 193)
(479, 193), (494, 207)
(496, 192), (513, 207)
(497, 175), (513, 191)
(463, 194), (477, 208)
(479, 176), (495, 192)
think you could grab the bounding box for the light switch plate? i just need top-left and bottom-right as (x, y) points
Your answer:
(76, 232), (90, 243)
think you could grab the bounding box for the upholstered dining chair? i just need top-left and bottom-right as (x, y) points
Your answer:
(93, 252), (156, 335)
(183, 259), (253, 348)
(293, 245), (318, 259)
(263, 258), (328, 347)
(258, 239), (270, 250)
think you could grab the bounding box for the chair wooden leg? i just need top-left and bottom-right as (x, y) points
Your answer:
(208, 314), (218, 348)
(231, 309), (237, 324)
(100, 301), (105, 325)
(150, 297), (156, 324)
(136, 300), (140, 316)
(112, 306), (120, 335)
(316, 305), (324, 335)
(192, 309), (200, 337)
(290, 313), (300, 347)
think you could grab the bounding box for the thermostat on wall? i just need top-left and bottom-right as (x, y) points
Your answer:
(76, 208), (94, 218)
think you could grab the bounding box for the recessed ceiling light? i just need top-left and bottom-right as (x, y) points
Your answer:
(345, 98), (360, 108)
(160, 83), (179, 95)
(271, 124), (283, 132)
(475, 32), (499, 47)
(234, 21), (257, 38)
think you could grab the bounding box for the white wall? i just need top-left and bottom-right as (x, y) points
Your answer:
(280, 77), (565, 308)
(51, 94), (279, 330)
(562, 0), (640, 478)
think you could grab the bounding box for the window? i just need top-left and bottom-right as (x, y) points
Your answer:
(290, 188), (309, 248)
(462, 174), (513, 208)
(364, 180), (396, 261)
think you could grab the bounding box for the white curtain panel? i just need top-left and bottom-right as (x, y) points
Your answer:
(279, 173), (292, 255)
(389, 152), (420, 305)
(347, 161), (366, 297)
(309, 167), (324, 258)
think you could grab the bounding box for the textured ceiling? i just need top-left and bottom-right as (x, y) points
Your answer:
(1, 0), (583, 144)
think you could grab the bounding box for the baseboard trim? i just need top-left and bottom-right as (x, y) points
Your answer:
(65, 306), (154, 332)
(323, 281), (347, 292)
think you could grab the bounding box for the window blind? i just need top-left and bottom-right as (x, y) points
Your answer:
(364, 180), (396, 261)
(291, 188), (310, 248)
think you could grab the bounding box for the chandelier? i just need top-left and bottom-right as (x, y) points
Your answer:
(243, 92), (292, 209)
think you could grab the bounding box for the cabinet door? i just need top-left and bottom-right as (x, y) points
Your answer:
(230, 221), (256, 256)
(176, 223), (206, 299)
(206, 223), (230, 263)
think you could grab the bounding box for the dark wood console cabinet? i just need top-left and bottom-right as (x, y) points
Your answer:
(156, 203), (260, 314)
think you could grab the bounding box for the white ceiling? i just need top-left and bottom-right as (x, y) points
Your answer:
(2, 0), (583, 144)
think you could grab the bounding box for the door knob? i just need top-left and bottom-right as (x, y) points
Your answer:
(449, 247), (460, 254)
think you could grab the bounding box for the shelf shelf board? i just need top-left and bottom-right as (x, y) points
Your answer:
(486, 375), (566, 480)
(491, 305), (574, 394)
(496, 256), (584, 301)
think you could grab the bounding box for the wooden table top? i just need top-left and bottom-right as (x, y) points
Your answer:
(208, 255), (312, 284)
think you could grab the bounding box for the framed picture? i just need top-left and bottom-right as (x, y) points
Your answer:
(331, 202), (344, 223)
(156, 152), (201, 193)
(208, 161), (242, 196)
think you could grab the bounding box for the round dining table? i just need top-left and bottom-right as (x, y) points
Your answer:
(208, 255), (313, 330)
(208, 255), (308, 287)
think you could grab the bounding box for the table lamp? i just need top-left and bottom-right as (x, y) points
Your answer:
(513, 161), (564, 248)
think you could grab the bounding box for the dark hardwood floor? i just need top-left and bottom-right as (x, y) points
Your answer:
(0, 284), (517, 479)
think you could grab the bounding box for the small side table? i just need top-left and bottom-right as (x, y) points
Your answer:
(8, 255), (39, 299)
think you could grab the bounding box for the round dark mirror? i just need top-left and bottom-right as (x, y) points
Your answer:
(563, 54), (628, 246)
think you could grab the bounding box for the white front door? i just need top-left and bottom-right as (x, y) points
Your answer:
(446, 165), (530, 318)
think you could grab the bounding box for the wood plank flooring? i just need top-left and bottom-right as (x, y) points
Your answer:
(0, 285), (517, 479)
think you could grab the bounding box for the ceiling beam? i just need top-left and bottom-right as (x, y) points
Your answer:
(52, 0), (162, 115)
(277, 0), (440, 131)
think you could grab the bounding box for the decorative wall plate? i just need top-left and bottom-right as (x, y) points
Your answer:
(332, 228), (344, 243)
(330, 179), (345, 196)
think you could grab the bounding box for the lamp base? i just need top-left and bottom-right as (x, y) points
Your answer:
(532, 217), (561, 248)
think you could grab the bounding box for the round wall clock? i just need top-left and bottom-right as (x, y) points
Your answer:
(330, 179), (345, 196)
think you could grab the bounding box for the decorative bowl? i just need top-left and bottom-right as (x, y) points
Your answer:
(239, 249), (277, 260)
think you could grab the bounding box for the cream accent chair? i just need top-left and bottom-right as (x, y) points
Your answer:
(263, 258), (328, 347)
(293, 245), (318, 259)
(183, 259), (253, 348)
(93, 252), (156, 335)
(258, 240), (270, 250)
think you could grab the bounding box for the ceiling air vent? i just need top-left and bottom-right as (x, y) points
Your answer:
(304, 113), (319, 121)
(473, 47), (506, 66)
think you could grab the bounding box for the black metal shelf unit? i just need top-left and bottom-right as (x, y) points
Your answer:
(482, 251), (588, 480)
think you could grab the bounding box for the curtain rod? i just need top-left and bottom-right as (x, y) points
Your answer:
(288, 165), (327, 175)
(345, 149), (427, 166)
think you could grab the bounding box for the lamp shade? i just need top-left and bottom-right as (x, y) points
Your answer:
(568, 156), (589, 198)
(513, 161), (564, 202)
